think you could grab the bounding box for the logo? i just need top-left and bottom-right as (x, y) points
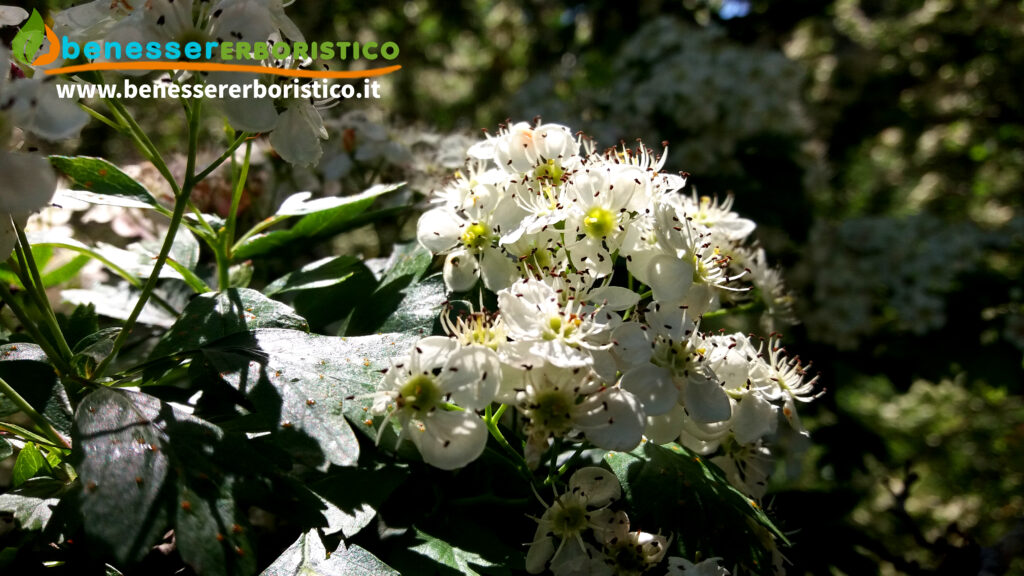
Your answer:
(11, 9), (60, 67)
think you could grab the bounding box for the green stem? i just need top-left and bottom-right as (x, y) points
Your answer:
(0, 375), (69, 448)
(484, 404), (532, 481)
(219, 140), (252, 290)
(94, 99), (204, 377)
(194, 131), (250, 183)
(13, 224), (73, 360)
(544, 443), (587, 486)
(79, 103), (123, 132)
(104, 96), (182, 197)
(0, 283), (74, 377)
(232, 215), (287, 253)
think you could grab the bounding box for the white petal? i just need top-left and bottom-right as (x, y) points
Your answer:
(479, 246), (517, 291)
(587, 286), (640, 311)
(408, 410), (488, 470)
(568, 466), (621, 507)
(612, 322), (652, 367)
(732, 393), (778, 445)
(416, 208), (463, 254)
(269, 101), (326, 167)
(0, 153), (56, 213)
(466, 138), (496, 161)
(783, 395), (808, 436)
(645, 404), (686, 444)
(216, 86), (278, 132)
(683, 378), (732, 423)
(533, 123), (578, 161)
(409, 336), (458, 373)
(590, 350), (618, 383)
(0, 6), (28, 26)
(647, 254), (694, 305)
(619, 364), (678, 416)
(577, 388), (645, 452)
(526, 529), (555, 574)
(441, 345), (501, 410)
(443, 250), (480, 292)
(6, 79), (89, 140)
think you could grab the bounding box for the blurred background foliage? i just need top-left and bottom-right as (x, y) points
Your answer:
(11, 0), (1024, 573)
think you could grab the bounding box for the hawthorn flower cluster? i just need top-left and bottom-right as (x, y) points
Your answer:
(372, 120), (818, 573)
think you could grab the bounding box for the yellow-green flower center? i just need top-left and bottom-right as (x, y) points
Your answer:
(527, 388), (575, 436)
(549, 498), (589, 537)
(583, 206), (616, 238)
(398, 374), (443, 416)
(534, 159), (565, 182)
(542, 315), (580, 341)
(461, 223), (490, 250)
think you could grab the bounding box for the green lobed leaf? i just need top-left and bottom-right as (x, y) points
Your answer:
(263, 256), (361, 296)
(12, 442), (51, 487)
(150, 288), (309, 360)
(408, 528), (497, 576)
(233, 183), (403, 259)
(0, 477), (66, 531)
(65, 303), (100, 351)
(0, 343), (73, 436)
(261, 530), (398, 576)
(50, 156), (161, 209)
(198, 329), (417, 469)
(70, 328), (119, 379)
(604, 442), (788, 570)
(68, 387), (258, 572)
(379, 241), (434, 287)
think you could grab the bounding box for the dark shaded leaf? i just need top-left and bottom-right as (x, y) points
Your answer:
(261, 530), (398, 576)
(308, 461), (409, 538)
(604, 442), (787, 569)
(50, 156), (161, 209)
(0, 477), (66, 531)
(150, 288), (308, 360)
(68, 387), (258, 573)
(0, 343), (73, 436)
(378, 275), (445, 336)
(264, 256), (361, 296)
(64, 303), (100, 350)
(0, 436), (11, 460)
(70, 328), (119, 379)
(199, 329), (415, 469)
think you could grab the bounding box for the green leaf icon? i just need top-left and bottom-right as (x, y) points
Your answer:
(12, 9), (46, 66)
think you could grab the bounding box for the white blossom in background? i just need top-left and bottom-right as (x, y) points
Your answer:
(0, 42), (88, 259)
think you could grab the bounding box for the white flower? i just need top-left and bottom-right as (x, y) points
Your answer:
(498, 277), (619, 369)
(681, 192), (755, 245)
(565, 163), (645, 278)
(510, 363), (644, 467)
(755, 336), (821, 435)
(417, 169), (523, 291)
(527, 467), (621, 575)
(470, 121), (580, 175)
(372, 336), (501, 470)
(269, 98), (328, 167)
(601, 510), (671, 575)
